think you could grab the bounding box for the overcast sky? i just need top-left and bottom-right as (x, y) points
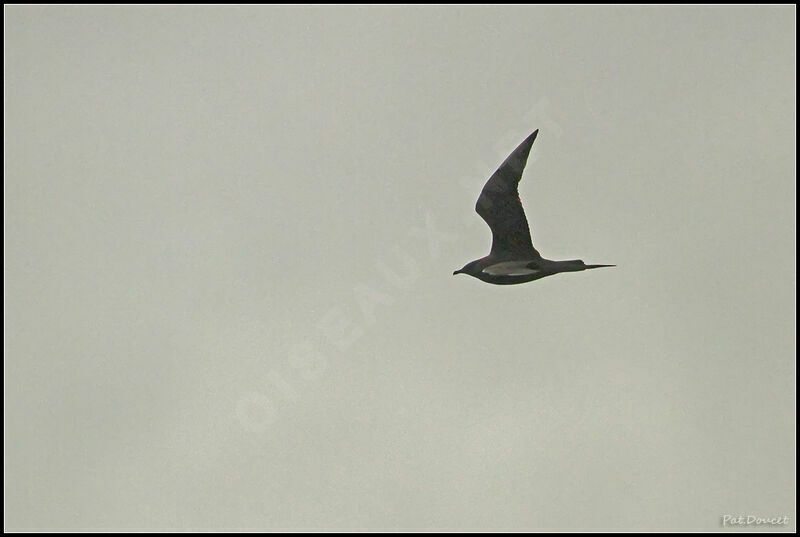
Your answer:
(5, 5), (795, 531)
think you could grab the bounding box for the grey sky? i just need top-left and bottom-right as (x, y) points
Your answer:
(4, 5), (796, 531)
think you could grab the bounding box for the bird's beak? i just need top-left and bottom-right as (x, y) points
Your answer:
(453, 270), (461, 275)
(585, 264), (615, 269)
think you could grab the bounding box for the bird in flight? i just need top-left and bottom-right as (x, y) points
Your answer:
(454, 130), (614, 285)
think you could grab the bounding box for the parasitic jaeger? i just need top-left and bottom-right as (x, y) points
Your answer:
(454, 130), (614, 285)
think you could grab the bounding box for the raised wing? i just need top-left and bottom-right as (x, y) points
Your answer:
(475, 130), (541, 259)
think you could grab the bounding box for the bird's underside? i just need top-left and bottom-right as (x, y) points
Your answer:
(466, 259), (552, 285)
(460, 257), (579, 285)
(454, 129), (614, 285)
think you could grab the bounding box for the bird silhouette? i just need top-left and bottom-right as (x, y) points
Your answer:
(454, 130), (614, 285)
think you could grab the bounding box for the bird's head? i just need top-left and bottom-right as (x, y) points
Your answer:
(453, 261), (477, 276)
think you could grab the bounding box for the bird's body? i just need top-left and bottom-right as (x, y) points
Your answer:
(455, 257), (606, 286)
(454, 130), (613, 285)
